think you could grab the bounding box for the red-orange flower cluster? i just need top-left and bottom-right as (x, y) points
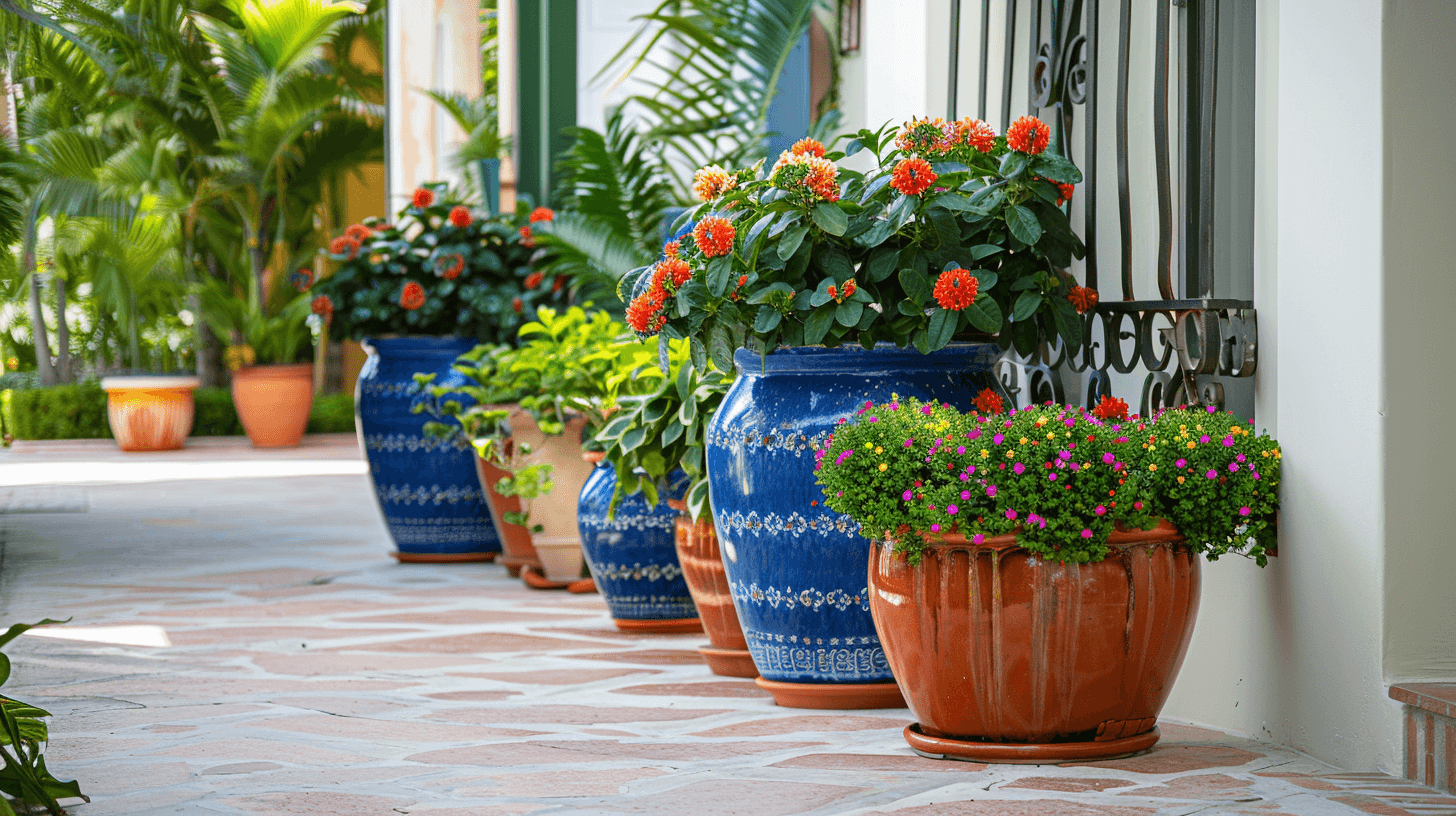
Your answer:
(344, 223), (374, 241)
(436, 252), (465, 280)
(311, 295), (333, 319)
(1006, 115), (1051, 154)
(663, 240), (680, 258)
(1056, 181), (1075, 206)
(519, 225), (535, 248)
(525, 271), (544, 289)
(932, 266), (979, 310)
(693, 165), (737, 202)
(974, 388), (1005, 415)
(412, 188), (434, 208)
(693, 217), (735, 258)
(448, 206), (472, 227)
(661, 257), (693, 287)
(512, 297), (524, 313)
(529, 206), (554, 223)
(771, 153), (840, 202)
(791, 138), (825, 157)
(890, 157), (937, 196)
(625, 290), (666, 335)
(1091, 395), (1129, 421)
(1067, 285), (1099, 314)
(961, 118), (996, 153)
(400, 281), (426, 310)
(329, 235), (361, 260)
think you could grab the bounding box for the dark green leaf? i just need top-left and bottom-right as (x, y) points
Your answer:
(964, 294), (1003, 333)
(811, 202), (849, 236)
(1012, 290), (1044, 321)
(809, 277), (836, 307)
(867, 245), (898, 282)
(706, 255), (732, 297)
(835, 300), (864, 327)
(746, 281), (795, 304)
(925, 192), (979, 212)
(754, 305), (782, 332)
(899, 266), (932, 307)
(1000, 151), (1031, 178)
(926, 308), (957, 350)
(804, 305), (836, 345)
(777, 223), (809, 260)
(689, 335), (708, 371)
(1005, 204), (1043, 245)
(620, 426), (647, 452)
(1032, 152), (1084, 184)
(845, 138), (864, 156)
(852, 217), (896, 248)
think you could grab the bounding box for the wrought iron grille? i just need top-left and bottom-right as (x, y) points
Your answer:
(949, 0), (1257, 415)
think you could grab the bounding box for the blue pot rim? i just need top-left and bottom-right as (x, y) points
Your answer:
(732, 342), (1002, 376)
(362, 336), (479, 358)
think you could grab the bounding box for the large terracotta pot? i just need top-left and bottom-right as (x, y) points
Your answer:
(506, 409), (593, 582)
(704, 343), (1002, 709)
(672, 504), (757, 677)
(356, 336), (499, 562)
(869, 520), (1201, 763)
(231, 363), (314, 448)
(476, 452), (538, 577)
(100, 376), (200, 452)
(577, 462), (699, 633)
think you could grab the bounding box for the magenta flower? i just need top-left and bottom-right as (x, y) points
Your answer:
(1058, 450), (1071, 461)
(836, 417), (847, 424)
(1027, 513), (1041, 525)
(966, 465), (977, 475)
(889, 401), (900, 411)
(1206, 470), (1217, 479)
(973, 533), (985, 544)
(1200, 434), (1210, 443)
(931, 523), (941, 533)
(1237, 453), (1247, 462)
(1239, 506), (1251, 516)
(1013, 463), (1025, 475)
(1252, 471), (1261, 480)
(1005, 509), (1018, 520)
(902, 490), (913, 501)
(867, 416), (878, 423)
(1229, 462), (1240, 472)
(986, 485), (998, 497)
(993, 433), (1005, 445)
(903, 438), (914, 447)
(1222, 436), (1234, 447)
(956, 445), (966, 454)
(947, 504), (959, 515)
(1048, 473), (1058, 481)
(1094, 505), (1106, 516)
(1175, 458), (1187, 468)
(1081, 528), (1093, 539)
(960, 490), (970, 500)
(969, 429), (982, 440)
(958, 472), (969, 482)
(1102, 453), (1115, 464)
(1207, 405), (1217, 413)
(921, 405), (933, 416)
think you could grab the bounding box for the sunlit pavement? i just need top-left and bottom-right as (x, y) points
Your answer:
(1, 437), (1452, 816)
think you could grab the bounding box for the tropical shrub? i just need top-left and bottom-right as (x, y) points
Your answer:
(0, 619), (87, 814)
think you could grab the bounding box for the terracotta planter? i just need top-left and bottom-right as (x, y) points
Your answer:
(671, 503), (757, 677)
(506, 410), (593, 585)
(100, 376), (200, 452)
(476, 452), (539, 577)
(231, 364), (314, 448)
(869, 520), (1201, 763)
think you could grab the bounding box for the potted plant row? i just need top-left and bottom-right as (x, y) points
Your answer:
(310, 184), (565, 562)
(816, 395), (1281, 761)
(624, 114), (1091, 708)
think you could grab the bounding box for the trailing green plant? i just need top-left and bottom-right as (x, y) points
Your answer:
(0, 619), (87, 815)
(622, 115), (1091, 369)
(310, 185), (559, 343)
(593, 341), (731, 520)
(815, 394), (1281, 566)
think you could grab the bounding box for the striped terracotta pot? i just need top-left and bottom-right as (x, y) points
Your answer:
(101, 376), (200, 452)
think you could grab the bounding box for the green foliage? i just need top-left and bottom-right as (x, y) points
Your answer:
(307, 393), (356, 433)
(0, 618), (88, 814)
(192, 387), (244, 436)
(311, 186), (559, 343)
(9, 381), (109, 440)
(593, 339), (732, 521)
(817, 397), (1282, 567)
(630, 116), (1087, 358)
(196, 281), (314, 367)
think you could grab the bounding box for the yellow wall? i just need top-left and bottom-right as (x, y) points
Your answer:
(340, 161), (387, 397)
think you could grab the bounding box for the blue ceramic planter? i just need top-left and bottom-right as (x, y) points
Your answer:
(577, 462), (700, 631)
(705, 344), (1003, 692)
(355, 336), (500, 561)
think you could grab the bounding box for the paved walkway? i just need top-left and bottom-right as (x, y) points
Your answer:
(1, 437), (1453, 816)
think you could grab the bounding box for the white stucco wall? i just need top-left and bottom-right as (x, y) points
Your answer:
(1381, 1), (1456, 683)
(575, 0), (660, 134)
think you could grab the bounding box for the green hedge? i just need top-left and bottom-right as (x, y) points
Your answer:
(1, 382), (356, 441)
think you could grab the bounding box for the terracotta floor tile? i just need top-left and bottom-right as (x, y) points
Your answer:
(406, 739), (828, 766)
(612, 681), (770, 699)
(456, 767), (670, 797)
(690, 714), (907, 737)
(1064, 744), (1265, 774)
(424, 704), (730, 725)
(449, 668), (658, 684)
(1004, 776), (1137, 792)
(772, 753), (980, 772)
(593, 778), (864, 815)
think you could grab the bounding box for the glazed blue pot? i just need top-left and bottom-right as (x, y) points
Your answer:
(355, 336), (500, 561)
(577, 462), (699, 629)
(706, 343), (1003, 685)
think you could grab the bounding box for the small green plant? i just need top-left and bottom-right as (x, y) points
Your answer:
(593, 340), (731, 520)
(0, 620), (87, 815)
(816, 395), (1281, 566)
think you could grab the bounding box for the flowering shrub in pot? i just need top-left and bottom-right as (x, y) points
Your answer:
(309, 186), (554, 562)
(816, 395), (1281, 761)
(620, 115), (1084, 707)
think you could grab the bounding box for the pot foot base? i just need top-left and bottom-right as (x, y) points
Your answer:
(754, 677), (906, 710)
(613, 617), (703, 634)
(520, 566), (573, 590)
(392, 551), (499, 564)
(699, 646), (758, 678)
(903, 723), (1160, 764)
(567, 578), (598, 594)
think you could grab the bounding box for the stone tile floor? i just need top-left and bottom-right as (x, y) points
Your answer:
(1, 436), (1453, 816)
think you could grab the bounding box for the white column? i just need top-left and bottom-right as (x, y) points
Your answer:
(386, 0), (482, 207)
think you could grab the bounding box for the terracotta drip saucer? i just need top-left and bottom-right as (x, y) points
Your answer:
(753, 677), (907, 710)
(902, 723), (1161, 764)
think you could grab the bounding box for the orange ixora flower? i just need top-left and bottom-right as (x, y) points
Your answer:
(519, 225), (536, 248)
(311, 294), (333, 318)
(436, 253), (465, 281)
(411, 188), (435, 208)
(1055, 181), (1076, 206)
(661, 256), (693, 287)
(525, 271), (544, 289)
(791, 138), (826, 157)
(932, 266), (979, 310)
(961, 118), (996, 153)
(771, 153), (840, 202)
(625, 291), (667, 336)
(1067, 285), (1099, 314)
(448, 206), (472, 227)
(693, 217), (735, 258)
(1091, 394), (1129, 421)
(890, 157), (937, 196)
(693, 165), (738, 202)
(974, 388), (1005, 415)
(1006, 115), (1051, 155)
(344, 223), (374, 242)
(529, 206), (554, 223)
(662, 240), (680, 258)
(399, 281), (426, 310)
(329, 235), (361, 260)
